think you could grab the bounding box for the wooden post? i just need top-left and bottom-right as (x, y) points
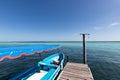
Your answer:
(83, 34), (86, 64)
(80, 33), (89, 64)
(66, 56), (69, 62)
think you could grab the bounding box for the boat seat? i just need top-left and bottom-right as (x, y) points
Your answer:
(39, 62), (58, 68)
(41, 68), (55, 80)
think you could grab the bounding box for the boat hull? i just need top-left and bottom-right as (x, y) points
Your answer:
(10, 53), (64, 80)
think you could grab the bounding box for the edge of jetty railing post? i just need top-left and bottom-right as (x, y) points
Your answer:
(80, 33), (89, 64)
(66, 55), (69, 62)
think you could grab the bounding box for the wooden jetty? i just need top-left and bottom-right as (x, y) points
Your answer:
(57, 62), (94, 80)
(57, 33), (93, 80)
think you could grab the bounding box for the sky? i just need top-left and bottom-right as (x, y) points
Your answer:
(0, 0), (120, 41)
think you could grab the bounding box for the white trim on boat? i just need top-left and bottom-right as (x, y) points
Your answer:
(27, 70), (48, 80)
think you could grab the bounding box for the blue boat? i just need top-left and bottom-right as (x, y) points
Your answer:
(10, 53), (64, 80)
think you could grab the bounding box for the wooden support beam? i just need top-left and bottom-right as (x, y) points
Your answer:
(80, 33), (89, 64)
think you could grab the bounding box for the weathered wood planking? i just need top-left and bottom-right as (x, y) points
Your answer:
(57, 62), (94, 80)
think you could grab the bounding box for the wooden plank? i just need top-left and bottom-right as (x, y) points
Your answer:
(57, 62), (94, 80)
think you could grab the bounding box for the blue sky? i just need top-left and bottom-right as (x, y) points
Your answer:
(0, 0), (120, 41)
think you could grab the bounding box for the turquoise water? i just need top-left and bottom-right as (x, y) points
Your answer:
(0, 41), (120, 80)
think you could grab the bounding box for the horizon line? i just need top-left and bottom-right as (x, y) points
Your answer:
(0, 40), (120, 43)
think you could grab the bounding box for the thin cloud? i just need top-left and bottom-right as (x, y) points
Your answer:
(94, 22), (120, 30)
(108, 22), (120, 28)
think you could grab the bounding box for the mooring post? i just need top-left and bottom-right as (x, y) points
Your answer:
(66, 55), (69, 62)
(80, 33), (89, 64)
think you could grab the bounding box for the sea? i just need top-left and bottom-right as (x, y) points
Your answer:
(0, 41), (120, 80)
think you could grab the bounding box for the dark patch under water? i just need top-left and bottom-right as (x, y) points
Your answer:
(0, 46), (120, 80)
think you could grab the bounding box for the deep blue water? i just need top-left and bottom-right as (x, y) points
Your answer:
(0, 41), (120, 80)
